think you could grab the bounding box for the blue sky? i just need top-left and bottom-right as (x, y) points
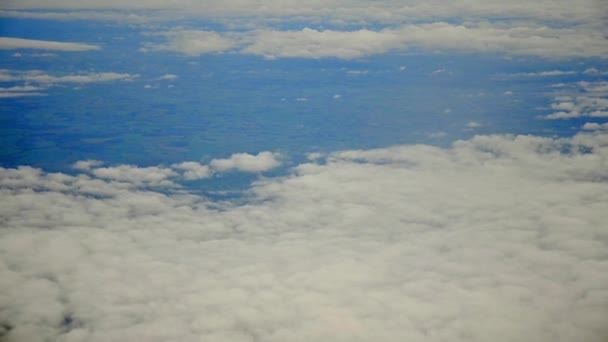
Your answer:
(1, 1), (608, 341)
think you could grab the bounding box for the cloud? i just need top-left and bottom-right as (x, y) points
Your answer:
(582, 122), (608, 131)
(142, 30), (239, 56)
(0, 84), (48, 98)
(1, 1), (604, 24)
(148, 23), (608, 59)
(0, 70), (139, 84)
(158, 73), (178, 81)
(0, 92), (47, 98)
(89, 165), (178, 187)
(498, 70), (577, 78)
(172, 161), (211, 180)
(0, 37), (99, 51)
(70, 153), (280, 184)
(0, 9), (151, 22)
(584, 68), (608, 76)
(209, 151), (281, 173)
(0, 70), (139, 99)
(544, 82), (608, 120)
(466, 121), (482, 128)
(1, 131), (608, 341)
(72, 160), (103, 171)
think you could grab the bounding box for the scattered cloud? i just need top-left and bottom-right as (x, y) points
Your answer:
(0, 69), (139, 84)
(0, 37), (99, 51)
(89, 165), (178, 187)
(544, 82), (608, 119)
(72, 160), (103, 171)
(466, 121), (482, 128)
(172, 161), (211, 180)
(0, 70), (139, 99)
(427, 131), (448, 138)
(498, 70), (577, 78)
(583, 68), (608, 76)
(209, 151), (281, 173)
(158, 73), (178, 81)
(1, 131), (608, 341)
(142, 30), (239, 56)
(346, 70), (369, 75)
(582, 122), (608, 131)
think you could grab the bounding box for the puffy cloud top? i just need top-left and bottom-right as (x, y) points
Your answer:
(1, 132), (608, 341)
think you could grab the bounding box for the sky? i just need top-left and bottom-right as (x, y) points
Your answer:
(1, 1), (608, 341)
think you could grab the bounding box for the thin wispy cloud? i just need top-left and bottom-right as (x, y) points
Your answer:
(0, 37), (99, 51)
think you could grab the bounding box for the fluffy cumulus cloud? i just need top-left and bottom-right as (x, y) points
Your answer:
(1, 131), (608, 342)
(171, 161), (211, 180)
(145, 23), (608, 59)
(545, 81), (608, 119)
(69, 152), (281, 184)
(0, 37), (99, 51)
(209, 151), (281, 172)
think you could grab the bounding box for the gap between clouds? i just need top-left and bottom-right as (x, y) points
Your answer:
(1, 130), (608, 341)
(142, 22), (608, 59)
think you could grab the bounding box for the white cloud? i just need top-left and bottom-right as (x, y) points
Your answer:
(583, 68), (608, 76)
(210, 151), (281, 173)
(143, 30), (239, 56)
(466, 121), (482, 128)
(0, 92), (47, 98)
(89, 165), (178, 187)
(0, 85), (48, 98)
(0, 9), (151, 22)
(0, 37), (99, 51)
(172, 161), (211, 180)
(499, 70), (577, 78)
(1, 1), (604, 24)
(346, 70), (368, 75)
(0, 69), (139, 84)
(72, 160), (103, 171)
(158, 73), (178, 81)
(544, 82), (608, 120)
(582, 122), (608, 131)
(146, 22), (608, 59)
(427, 131), (448, 138)
(1, 131), (608, 341)
(0, 70), (139, 99)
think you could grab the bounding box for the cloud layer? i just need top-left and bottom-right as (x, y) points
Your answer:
(2, 0), (604, 24)
(144, 23), (608, 59)
(1, 131), (607, 341)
